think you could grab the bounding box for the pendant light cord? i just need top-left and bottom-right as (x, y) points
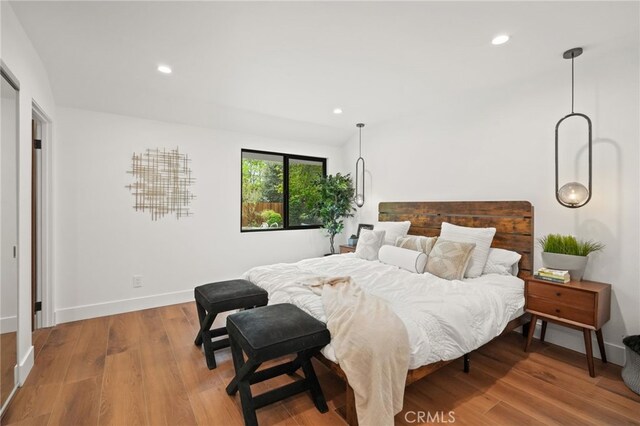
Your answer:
(571, 54), (575, 114)
(358, 127), (362, 157)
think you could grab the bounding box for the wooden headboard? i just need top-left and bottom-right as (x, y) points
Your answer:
(378, 201), (534, 277)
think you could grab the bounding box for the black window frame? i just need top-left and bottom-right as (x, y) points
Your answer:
(241, 148), (327, 232)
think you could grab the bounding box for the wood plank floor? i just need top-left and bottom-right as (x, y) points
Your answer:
(1, 332), (17, 405)
(3, 302), (639, 425)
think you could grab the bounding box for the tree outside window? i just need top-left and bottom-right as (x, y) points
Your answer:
(241, 150), (326, 231)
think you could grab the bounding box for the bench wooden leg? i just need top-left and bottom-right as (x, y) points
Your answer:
(463, 353), (470, 373)
(238, 377), (259, 426)
(226, 336), (258, 395)
(227, 342), (327, 424)
(194, 302), (209, 346)
(300, 354), (328, 413)
(201, 313), (219, 369)
(194, 303), (232, 369)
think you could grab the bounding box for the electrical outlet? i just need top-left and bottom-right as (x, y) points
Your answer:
(132, 275), (143, 288)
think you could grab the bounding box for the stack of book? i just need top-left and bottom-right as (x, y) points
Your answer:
(534, 267), (571, 284)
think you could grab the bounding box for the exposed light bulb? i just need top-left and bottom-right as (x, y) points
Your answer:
(333, 108), (343, 114)
(557, 182), (589, 207)
(355, 194), (364, 207)
(157, 65), (172, 74)
(491, 34), (510, 45)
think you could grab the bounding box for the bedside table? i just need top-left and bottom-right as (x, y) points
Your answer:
(339, 245), (356, 254)
(524, 276), (611, 377)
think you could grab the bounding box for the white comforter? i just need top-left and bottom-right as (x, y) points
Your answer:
(242, 253), (524, 369)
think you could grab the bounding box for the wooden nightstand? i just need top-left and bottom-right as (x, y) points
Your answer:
(339, 245), (356, 254)
(524, 276), (611, 377)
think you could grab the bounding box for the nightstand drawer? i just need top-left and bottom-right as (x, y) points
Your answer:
(527, 281), (595, 310)
(339, 245), (356, 254)
(527, 296), (595, 326)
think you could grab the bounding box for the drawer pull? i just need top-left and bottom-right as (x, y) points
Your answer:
(556, 292), (561, 296)
(555, 309), (560, 313)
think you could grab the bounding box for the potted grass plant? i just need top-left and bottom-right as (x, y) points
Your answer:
(538, 234), (604, 281)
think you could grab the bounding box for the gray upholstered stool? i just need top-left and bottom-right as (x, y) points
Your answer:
(225, 303), (330, 426)
(194, 279), (268, 369)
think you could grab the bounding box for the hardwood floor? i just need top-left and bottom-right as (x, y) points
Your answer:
(3, 302), (639, 425)
(1, 331), (17, 405)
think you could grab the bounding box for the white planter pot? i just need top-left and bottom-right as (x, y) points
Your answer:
(541, 252), (588, 281)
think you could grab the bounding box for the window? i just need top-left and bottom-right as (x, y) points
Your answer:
(241, 149), (326, 231)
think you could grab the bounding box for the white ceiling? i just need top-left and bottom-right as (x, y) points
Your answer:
(9, 1), (639, 145)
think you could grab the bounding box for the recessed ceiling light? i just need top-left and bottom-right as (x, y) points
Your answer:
(491, 35), (510, 45)
(157, 65), (172, 74)
(333, 108), (343, 114)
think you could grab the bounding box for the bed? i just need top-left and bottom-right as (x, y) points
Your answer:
(243, 201), (534, 425)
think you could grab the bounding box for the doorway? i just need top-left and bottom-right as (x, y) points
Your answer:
(31, 118), (41, 330)
(1, 62), (19, 416)
(31, 104), (52, 330)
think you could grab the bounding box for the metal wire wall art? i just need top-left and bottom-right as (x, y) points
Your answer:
(126, 147), (195, 220)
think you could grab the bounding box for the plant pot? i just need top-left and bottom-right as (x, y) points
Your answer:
(541, 252), (588, 281)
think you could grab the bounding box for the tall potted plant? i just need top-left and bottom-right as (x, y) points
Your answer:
(312, 173), (356, 254)
(538, 234), (604, 281)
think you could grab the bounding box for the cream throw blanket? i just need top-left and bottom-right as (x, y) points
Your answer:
(307, 276), (410, 426)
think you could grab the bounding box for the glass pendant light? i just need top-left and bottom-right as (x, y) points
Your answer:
(355, 123), (365, 207)
(555, 47), (592, 208)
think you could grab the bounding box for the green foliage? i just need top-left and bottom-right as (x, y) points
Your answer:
(242, 159), (267, 226)
(262, 163), (283, 202)
(311, 173), (355, 253)
(260, 209), (282, 227)
(242, 159), (266, 204)
(537, 234), (605, 256)
(242, 158), (284, 228)
(242, 158), (283, 203)
(289, 162), (323, 226)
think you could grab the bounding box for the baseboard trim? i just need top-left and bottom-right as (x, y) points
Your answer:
(0, 315), (17, 333)
(0, 384), (18, 417)
(55, 289), (193, 324)
(18, 345), (34, 385)
(530, 321), (626, 367)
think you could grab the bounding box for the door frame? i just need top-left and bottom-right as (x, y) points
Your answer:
(0, 60), (21, 416)
(31, 101), (54, 328)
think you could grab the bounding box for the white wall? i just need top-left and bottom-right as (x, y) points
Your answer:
(1, 2), (57, 383)
(54, 107), (345, 322)
(342, 46), (639, 366)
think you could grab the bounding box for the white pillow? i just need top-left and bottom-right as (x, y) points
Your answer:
(379, 245), (428, 273)
(375, 221), (411, 245)
(483, 248), (522, 276)
(354, 229), (386, 261)
(439, 222), (496, 278)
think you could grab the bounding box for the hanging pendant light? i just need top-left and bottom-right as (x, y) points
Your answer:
(555, 47), (592, 208)
(355, 123), (365, 207)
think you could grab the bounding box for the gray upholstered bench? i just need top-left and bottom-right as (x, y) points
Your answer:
(194, 279), (268, 369)
(225, 303), (330, 426)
